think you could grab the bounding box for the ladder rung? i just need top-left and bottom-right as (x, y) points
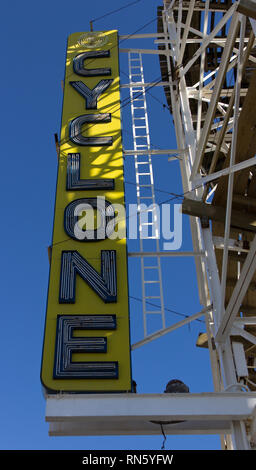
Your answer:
(139, 196), (153, 199)
(133, 107), (144, 109)
(144, 280), (160, 284)
(140, 222), (154, 226)
(139, 204), (154, 209)
(145, 311), (162, 314)
(136, 162), (149, 165)
(137, 181), (152, 185)
(145, 296), (161, 299)
(141, 236), (158, 239)
(144, 266), (158, 269)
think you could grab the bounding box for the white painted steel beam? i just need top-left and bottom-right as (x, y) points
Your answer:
(128, 251), (205, 258)
(131, 306), (211, 350)
(45, 392), (256, 437)
(190, 12), (240, 179)
(250, 17), (256, 35)
(120, 48), (173, 56)
(213, 236), (250, 253)
(121, 82), (171, 88)
(123, 148), (185, 156)
(179, 3), (238, 81)
(48, 421), (232, 436)
(220, 15), (246, 318)
(231, 325), (256, 347)
(202, 227), (222, 327)
(193, 156), (256, 187)
(234, 317), (256, 326)
(188, 88), (248, 98)
(177, 0), (195, 66)
(216, 234), (256, 343)
(179, 22), (204, 40)
(155, 38), (253, 45)
(231, 420), (250, 450)
(196, 0), (210, 143)
(173, 3), (238, 12)
(250, 406), (256, 447)
(119, 33), (170, 40)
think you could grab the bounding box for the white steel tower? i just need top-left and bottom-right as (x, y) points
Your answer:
(157, 0), (256, 449)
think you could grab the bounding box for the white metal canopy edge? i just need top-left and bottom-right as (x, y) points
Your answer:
(45, 392), (256, 437)
(48, 421), (232, 437)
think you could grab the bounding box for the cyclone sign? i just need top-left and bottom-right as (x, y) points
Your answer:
(41, 30), (132, 393)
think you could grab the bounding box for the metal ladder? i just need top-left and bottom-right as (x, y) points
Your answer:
(128, 51), (165, 337)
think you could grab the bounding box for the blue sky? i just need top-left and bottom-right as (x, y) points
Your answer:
(0, 0), (221, 450)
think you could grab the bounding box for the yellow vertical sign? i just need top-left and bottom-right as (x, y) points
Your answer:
(41, 31), (132, 393)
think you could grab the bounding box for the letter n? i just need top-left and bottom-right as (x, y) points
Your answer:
(59, 250), (117, 303)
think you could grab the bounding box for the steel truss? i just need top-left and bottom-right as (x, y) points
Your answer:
(157, 0), (256, 450)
